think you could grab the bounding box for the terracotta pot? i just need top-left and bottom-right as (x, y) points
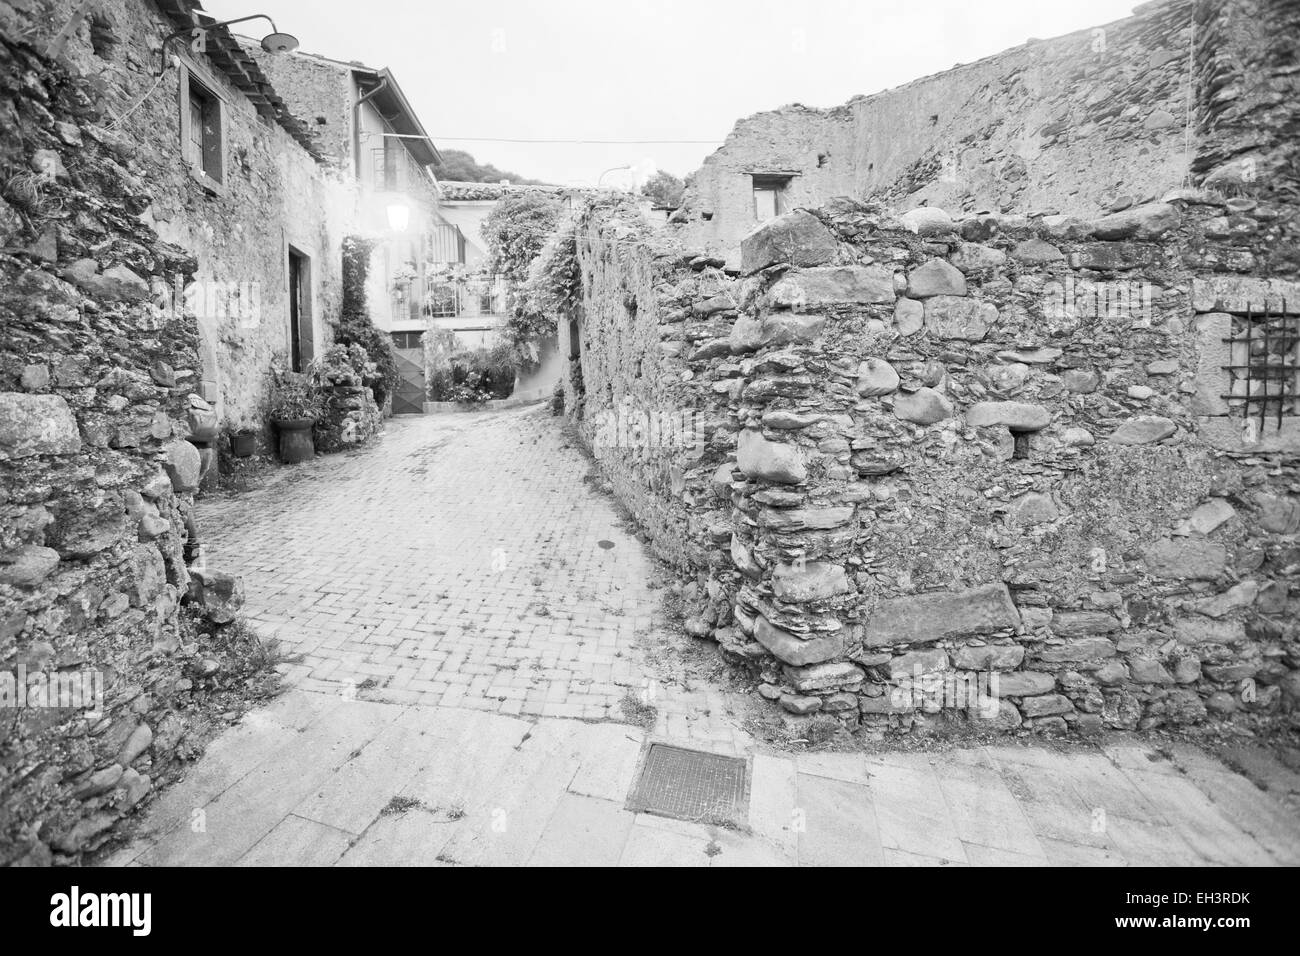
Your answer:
(274, 418), (316, 464)
(230, 430), (257, 458)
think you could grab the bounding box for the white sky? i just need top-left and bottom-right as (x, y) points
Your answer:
(206, 0), (1142, 186)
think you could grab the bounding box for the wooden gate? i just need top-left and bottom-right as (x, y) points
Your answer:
(392, 348), (425, 415)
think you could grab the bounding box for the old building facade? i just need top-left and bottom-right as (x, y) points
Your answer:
(678, 0), (1200, 267)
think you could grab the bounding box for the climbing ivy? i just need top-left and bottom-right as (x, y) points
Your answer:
(334, 235), (398, 409)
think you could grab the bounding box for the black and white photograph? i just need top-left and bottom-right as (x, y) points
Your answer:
(0, 0), (1297, 915)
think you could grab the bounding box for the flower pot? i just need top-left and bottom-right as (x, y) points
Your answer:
(274, 418), (316, 464)
(230, 430), (257, 458)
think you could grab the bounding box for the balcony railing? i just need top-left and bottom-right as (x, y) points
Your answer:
(423, 273), (508, 319)
(369, 145), (429, 193)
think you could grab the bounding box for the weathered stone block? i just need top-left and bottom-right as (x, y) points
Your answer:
(1010, 238), (1064, 264)
(888, 648), (949, 677)
(1109, 416), (1176, 445)
(894, 297), (923, 335)
(1051, 611), (1120, 638)
(164, 440), (201, 492)
(965, 401), (1050, 430)
(1256, 493), (1300, 535)
(768, 265), (895, 307)
(950, 243), (1006, 273)
(856, 358), (899, 396)
(740, 211), (837, 274)
(906, 259), (966, 298)
(0, 545), (60, 588)
(1019, 693), (1074, 717)
(922, 296), (994, 340)
(190, 568), (245, 624)
(772, 561), (851, 602)
(780, 694), (822, 715)
(898, 206), (953, 236)
(753, 615), (845, 666)
(1090, 202), (1180, 240)
(758, 507), (854, 531)
(1037, 638), (1117, 662)
(893, 387), (952, 425)
(952, 643), (1025, 670)
(1142, 539), (1227, 580)
(995, 671), (1056, 696)
(0, 393), (81, 459)
(728, 315), (764, 353)
(783, 661), (864, 693)
(737, 430), (806, 484)
(1173, 618), (1245, 646)
(757, 312), (826, 347)
(862, 583), (1020, 646)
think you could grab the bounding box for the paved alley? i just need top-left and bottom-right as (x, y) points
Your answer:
(104, 408), (1300, 867)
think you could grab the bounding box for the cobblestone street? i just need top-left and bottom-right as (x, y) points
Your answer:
(205, 407), (661, 720)
(104, 408), (1300, 867)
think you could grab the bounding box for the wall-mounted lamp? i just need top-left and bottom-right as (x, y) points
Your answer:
(598, 165), (632, 187)
(386, 203), (411, 233)
(155, 14), (298, 75)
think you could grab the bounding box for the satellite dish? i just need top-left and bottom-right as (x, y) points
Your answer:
(260, 32), (299, 54)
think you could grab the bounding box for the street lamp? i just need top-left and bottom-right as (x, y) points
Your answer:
(386, 203), (411, 233)
(155, 14), (298, 75)
(598, 165), (631, 188)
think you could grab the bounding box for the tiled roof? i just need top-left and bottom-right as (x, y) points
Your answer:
(437, 181), (562, 202)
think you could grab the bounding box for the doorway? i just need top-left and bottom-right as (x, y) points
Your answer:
(288, 247), (313, 372)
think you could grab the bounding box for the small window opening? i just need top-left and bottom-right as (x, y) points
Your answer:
(186, 76), (223, 183)
(1221, 299), (1299, 431)
(751, 174), (792, 222)
(1012, 431), (1031, 460)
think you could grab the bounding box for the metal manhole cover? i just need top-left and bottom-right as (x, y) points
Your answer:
(626, 743), (749, 823)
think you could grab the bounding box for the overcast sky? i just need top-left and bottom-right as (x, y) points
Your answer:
(207, 0), (1142, 187)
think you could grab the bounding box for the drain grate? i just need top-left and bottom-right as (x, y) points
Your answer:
(626, 743), (749, 823)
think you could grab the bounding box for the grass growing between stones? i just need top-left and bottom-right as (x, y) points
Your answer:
(619, 691), (658, 729)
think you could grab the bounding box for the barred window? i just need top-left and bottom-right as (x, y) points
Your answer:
(1221, 300), (1299, 434)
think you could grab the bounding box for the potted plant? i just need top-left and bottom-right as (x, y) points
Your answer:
(269, 372), (322, 464)
(229, 427), (258, 458)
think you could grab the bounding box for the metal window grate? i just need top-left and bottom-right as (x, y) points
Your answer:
(626, 743), (749, 824)
(1221, 298), (1299, 431)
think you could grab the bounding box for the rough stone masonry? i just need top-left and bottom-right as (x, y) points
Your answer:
(566, 181), (1300, 739)
(0, 34), (242, 865)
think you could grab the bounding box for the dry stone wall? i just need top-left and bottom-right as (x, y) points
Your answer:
(0, 34), (237, 865)
(570, 188), (1300, 739)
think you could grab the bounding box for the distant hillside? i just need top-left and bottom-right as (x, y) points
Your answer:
(431, 149), (549, 186)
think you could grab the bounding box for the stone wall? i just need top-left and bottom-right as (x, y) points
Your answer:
(568, 187), (1300, 738)
(0, 32), (227, 864)
(678, 0), (1202, 264)
(22, 0), (357, 432)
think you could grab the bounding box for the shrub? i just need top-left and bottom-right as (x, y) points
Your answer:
(334, 236), (398, 408)
(423, 326), (458, 401)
